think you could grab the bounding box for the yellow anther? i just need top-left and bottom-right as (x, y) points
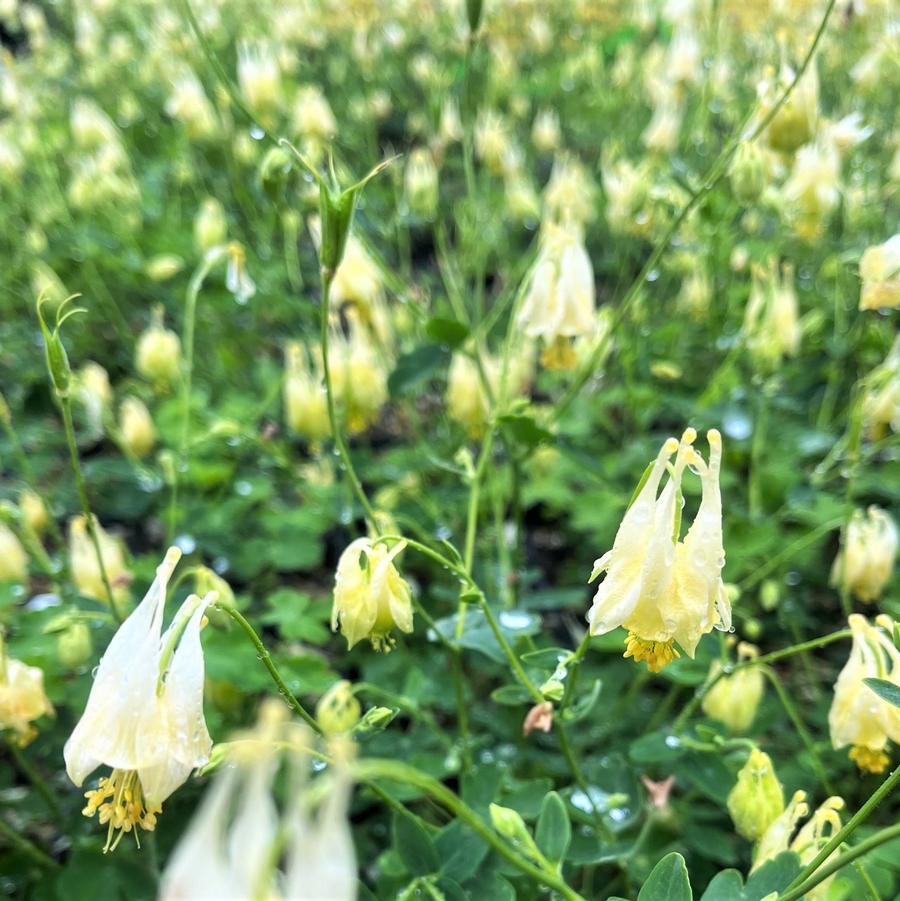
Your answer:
(81, 769), (163, 853)
(849, 745), (890, 774)
(623, 633), (681, 672)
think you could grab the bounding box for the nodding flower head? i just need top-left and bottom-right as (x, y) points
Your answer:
(588, 428), (730, 672)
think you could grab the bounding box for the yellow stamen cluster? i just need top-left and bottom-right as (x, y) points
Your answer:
(624, 633), (680, 672)
(540, 336), (578, 371)
(848, 745), (890, 774)
(82, 769), (162, 852)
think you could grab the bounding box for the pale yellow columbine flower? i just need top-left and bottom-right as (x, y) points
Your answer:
(861, 338), (900, 441)
(588, 429), (731, 672)
(236, 40), (280, 121)
(831, 506), (898, 604)
(828, 614), (900, 774)
(783, 142), (840, 240)
(76, 361), (112, 439)
(531, 109), (561, 154)
(726, 748), (784, 842)
(743, 259), (800, 368)
(404, 147), (438, 219)
(329, 320), (388, 436)
(19, 489), (49, 536)
(0, 641), (53, 746)
(225, 242), (256, 305)
(292, 84), (337, 141)
(447, 353), (493, 439)
(518, 220), (596, 371)
(701, 643), (764, 733)
(753, 791), (844, 901)
(69, 515), (132, 610)
(65, 548), (215, 851)
(193, 197), (227, 254)
(859, 235), (900, 311)
(0, 522), (27, 582)
(160, 703), (356, 901)
(543, 155), (596, 225)
(283, 342), (330, 443)
(758, 61), (818, 155)
(332, 538), (413, 651)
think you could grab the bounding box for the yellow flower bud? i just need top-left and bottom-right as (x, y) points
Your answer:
(760, 62), (818, 155)
(144, 254), (185, 282)
(729, 141), (767, 203)
(58, 622), (93, 669)
(702, 644), (764, 733)
(404, 148), (438, 219)
(283, 343), (330, 443)
(332, 538), (414, 651)
(68, 515), (132, 609)
(316, 681), (361, 735)
(727, 748), (784, 841)
(194, 198), (227, 254)
(0, 522), (27, 582)
(119, 397), (156, 459)
(136, 307), (182, 388)
(19, 490), (48, 536)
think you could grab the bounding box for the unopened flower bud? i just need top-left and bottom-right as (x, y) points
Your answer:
(136, 307), (182, 388)
(760, 579), (780, 611)
(119, 398), (156, 458)
(727, 748), (784, 841)
(19, 491), (48, 536)
(404, 148), (438, 219)
(259, 147), (293, 203)
(354, 706), (396, 735)
(316, 680), (362, 735)
(702, 644), (764, 733)
(145, 254), (184, 282)
(194, 198), (227, 253)
(0, 522), (27, 582)
(57, 622), (93, 668)
(730, 141), (766, 203)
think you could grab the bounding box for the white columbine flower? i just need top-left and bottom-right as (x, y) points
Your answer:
(588, 429), (731, 672)
(831, 506), (898, 604)
(64, 547), (215, 851)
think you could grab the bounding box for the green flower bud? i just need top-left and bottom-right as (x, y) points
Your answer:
(57, 622), (93, 668)
(489, 803), (547, 867)
(37, 296), (83, 397)
(729, 142), (766, 204)
(760, 580), (780, 611)
(316, 680), (362, 735)
(259, 147), (293, 203)
(354, 705), (396, 735)
(727, 748), (784, 841)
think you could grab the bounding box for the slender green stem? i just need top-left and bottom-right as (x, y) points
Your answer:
(759, 666), (835, 795)
(319, 271), (379, 533)
(550, 0), (838, 424)
(170, 249), (226, 543)
(780, 823), (900, 901)
(60, 396), (119, 621)
(784, 767), (900, 895)
(214, 604), (321, 734)
(674, 628), (852, 732)
(477, 595), (542, 703)
(353, 759), (586, 901)
(0, 815), (59, 870)
(853, 859), (882, 901)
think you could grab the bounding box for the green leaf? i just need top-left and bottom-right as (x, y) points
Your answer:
(490, 684), (532, 705)
(393, 812), (441, 876)
(425, 317), (469, 348)
(389, 344), (451, 396)
(699, 852), (801, 901)
(698, 871), (743, 901)
(497, 413), (553, 449)
(535, 791), (571, 866)
(637, 852), (692, 901)
(432, 608), (541, 663)
(864, 677), (900, 708)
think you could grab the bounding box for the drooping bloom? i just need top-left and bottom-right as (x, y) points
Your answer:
(0, 641), (53, 746)
(283, 342), (330, 443)
(64, 548), (215, 851)
(236, 41), (280, 123)
(19, 490), (49, 536)
(588, 429), (731, 672)
(726, 748), (784, 841)
(0, 522), (27, 582)
(758, 61), (818, 155)
(518, 220), (596, 371)
(329, 319), (389, 435)
(782, 142), (840, 240)
(753, 791), (844, 900)
(69, 515), (132, 610)
(702, 643), (764, 733)
(332, 538), (413, 651)
(159, 702), (356, 901)
(194, 198), (228, 254)
(831, 507), (898, 604)
(76, 361), (112, 439)
(861, 338), (900, 441)
(858, 235), (900, 310)
(828, 614), (900, 774)
(743, 258), (800, 368)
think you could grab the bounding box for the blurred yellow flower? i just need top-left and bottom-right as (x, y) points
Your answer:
(68, 515), (132, 609)
(0, 522), (27, 583)
(727, 748), (784, 841)
(284, 342), (330, 443)
(702, 643), (764, 733)
(136, 307), (182, 389)
(859, 235), (900, 310)
(0, 643), (53, 746)
(119, 398), (156, 459)
(831, 507), (898, 604)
